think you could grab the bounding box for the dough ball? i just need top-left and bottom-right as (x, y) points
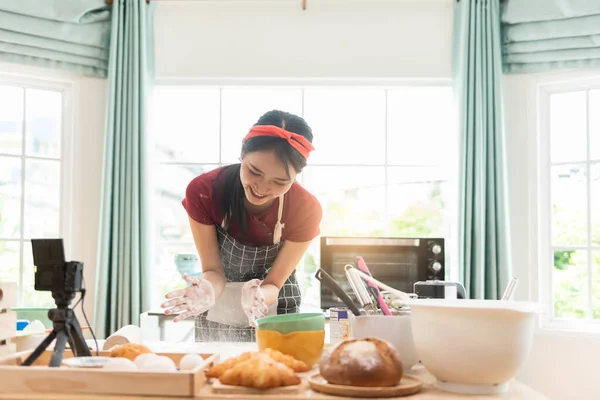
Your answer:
(179, 353), (205, 371)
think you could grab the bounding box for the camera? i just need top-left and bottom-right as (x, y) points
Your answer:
(32, 239), (83, 304)
(22, 238), (91, 367)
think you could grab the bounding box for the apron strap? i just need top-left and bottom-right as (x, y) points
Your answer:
(273, 195), (285, 245)
(220, 195), (285, 244)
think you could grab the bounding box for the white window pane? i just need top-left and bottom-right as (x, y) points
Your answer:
(152, 242), (198, 308)
(22, 241), (55, 308)
(24, 159), (60, 239)
(151, 87), (220, 163)
(553, 249), (588, 320)
(0, 85), (23, 156)
(303, 89), (385, 165)
(387, 87), (457, 166)
(0, 156), (22, 239)
(220, 88), (303, 164)
(387, 167), (450, 237)
(591, 90), (600, 161)
(25, 88), (62, 158)
(302, 166), (386, 236)
(155, 164), (219, 243)
(593, 251), (600, 319)
(551, 164), (587, 246)
(593, 164), (600, 246)
(0, 240), (20, 283)
(550, 92), (587, 163)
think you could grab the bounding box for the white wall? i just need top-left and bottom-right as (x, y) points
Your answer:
(154, 0), (453, 79)
(0, 62), (106, 337)
(69, 76), (106, 337)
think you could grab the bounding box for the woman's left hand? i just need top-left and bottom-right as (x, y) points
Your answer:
(241, 279), (268, 327)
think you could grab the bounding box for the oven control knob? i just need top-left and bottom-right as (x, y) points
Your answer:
(430, 261), (442, 273)
(431, 244), (442, 255)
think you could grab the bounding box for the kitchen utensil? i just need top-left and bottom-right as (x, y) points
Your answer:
(314, 269), (361, 316)
(346, 266), (415, 304)
(354, 256), (392, 316)
(380, 291), (411, 311)
(408, 299), (541, 395)
(255, 313), (324, 334)
(343, 265), (379, 315)
(501, 277), (519, 301)
(343, 266), (367, 306)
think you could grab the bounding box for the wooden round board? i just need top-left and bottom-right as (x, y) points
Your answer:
(307, 374), (423, 398)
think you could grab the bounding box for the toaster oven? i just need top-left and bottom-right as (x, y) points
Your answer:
(319, 236), (445, 309)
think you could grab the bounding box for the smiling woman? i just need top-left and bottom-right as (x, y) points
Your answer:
(161, 110), (322, 342)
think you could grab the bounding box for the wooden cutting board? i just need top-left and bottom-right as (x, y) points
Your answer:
(210, 379), (305, 395)
(307, 374), (423, 398)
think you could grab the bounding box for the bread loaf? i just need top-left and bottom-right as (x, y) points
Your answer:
(319, 337), (403, 387)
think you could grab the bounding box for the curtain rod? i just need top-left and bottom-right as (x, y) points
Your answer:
(106, 0), (151, 4)
(106, 0), (307, 9)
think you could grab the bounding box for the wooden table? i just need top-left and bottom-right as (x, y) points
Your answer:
(0, 341), (549, 400)
(0, 369), (548, 400)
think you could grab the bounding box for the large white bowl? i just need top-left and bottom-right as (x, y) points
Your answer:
(348, 312), (420, 370)
(408, 299), (540, 395)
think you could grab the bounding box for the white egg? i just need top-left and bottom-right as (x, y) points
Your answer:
(138, 355), (177, 372)
(179, 353), (205, 371)
(103, 357), (137, 371)
(134, 353), (160, 369)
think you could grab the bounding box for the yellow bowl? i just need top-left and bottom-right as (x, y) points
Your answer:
(256, 329), (325, 368)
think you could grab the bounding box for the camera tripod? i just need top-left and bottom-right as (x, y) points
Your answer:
(21, 301), (91, 367)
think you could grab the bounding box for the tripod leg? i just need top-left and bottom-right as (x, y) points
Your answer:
(67, 312), (92, 357)
(20, 330), (58, 366)
(49, 330), (68, 367)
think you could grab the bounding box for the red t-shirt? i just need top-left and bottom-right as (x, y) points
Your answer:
(182, 166), (322, 247)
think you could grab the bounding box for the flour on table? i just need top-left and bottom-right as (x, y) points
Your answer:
(339, 341), (380, 370)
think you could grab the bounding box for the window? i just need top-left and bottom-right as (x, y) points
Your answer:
(538, 80), (600, 330)
(150, 83), (459, 310)
(0, 79), (71, 307)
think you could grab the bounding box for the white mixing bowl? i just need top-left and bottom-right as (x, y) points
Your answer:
(408, 299), (540, 395)
(348, 311), (420, 370)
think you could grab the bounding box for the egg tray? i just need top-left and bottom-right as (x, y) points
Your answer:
(0, 349), (219, 397)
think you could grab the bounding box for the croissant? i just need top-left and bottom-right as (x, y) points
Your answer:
(109, 343), (153, 362)
(260, 348), (309, 372)
(219, 353), (301, 389)
(205, 351), (255, 378)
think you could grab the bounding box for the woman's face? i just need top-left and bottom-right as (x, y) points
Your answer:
(240, 149), (297, 207)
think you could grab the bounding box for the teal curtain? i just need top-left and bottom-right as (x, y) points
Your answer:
(0, 0), (110, 77)
(453, 0), (512, 300)
(502, 0), (600, 73)
(95, 0), (155, 338)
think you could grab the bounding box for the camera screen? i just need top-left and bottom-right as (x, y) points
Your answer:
(32, 239), (66, 267)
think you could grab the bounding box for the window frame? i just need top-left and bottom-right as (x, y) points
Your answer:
(533, 72), (600, 334)
(0, 71), (75, 306)
(151, 77), (459, 307)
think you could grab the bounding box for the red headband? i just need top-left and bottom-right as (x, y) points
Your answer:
(243, 125), (315, 160)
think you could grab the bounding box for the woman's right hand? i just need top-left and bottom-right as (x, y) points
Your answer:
(161, 274), (216, 322)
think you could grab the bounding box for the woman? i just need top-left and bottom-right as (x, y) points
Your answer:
(161, 110), (322, 342)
